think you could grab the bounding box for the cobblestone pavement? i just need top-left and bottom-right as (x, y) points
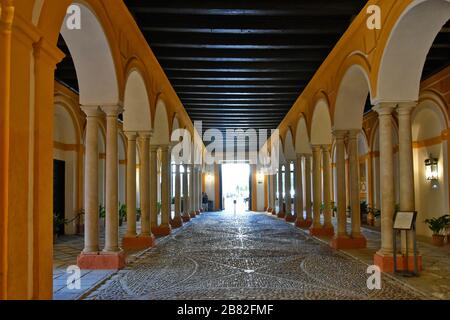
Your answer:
(85, 212), (425, 300)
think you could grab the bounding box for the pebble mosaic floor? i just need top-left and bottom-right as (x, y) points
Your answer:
(85, 212), (425, 300)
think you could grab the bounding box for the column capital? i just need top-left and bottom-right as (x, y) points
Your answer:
(333, 129), (347, 139)
(347, 129), (360, 139)
(81, 105), (102, 117)
(311, 144), (322, 152)
(124, 131), (138, 140)
(321, 144), (331, 152)
(101, 105), (124, 117)
(296, 153), (303, 160)
(397, 101), (417, 115)
(138, 131), (152, 140)
(372, 102), (396, 116)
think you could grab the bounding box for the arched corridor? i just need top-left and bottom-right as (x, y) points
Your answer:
(1, 0), (449, 302)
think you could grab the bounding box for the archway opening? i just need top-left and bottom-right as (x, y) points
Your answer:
(222, 162), (251, 213)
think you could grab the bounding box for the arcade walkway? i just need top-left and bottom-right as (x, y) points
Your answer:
(83, 212), (423, 300)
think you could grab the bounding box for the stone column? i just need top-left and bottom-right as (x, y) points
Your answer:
(331, 130), (349, 248)
(189, 164), (196, 217)
(322, 145), (334, 235)
(295, 154), (305, 227)
(80, 106), (101, 254)
(271, 171), (277, 215)
(266, 174), (272, 212)
(182, 164), (191, 221)
(373, 103), (396, 271)
(124, 132), (137, 238)
(285, 161), (294, 221)
(139, 133), (152, 237)
(277, 163), (285, 217)
(397, 102), (421, 269)
(348, 130), (364, 240)
(171, 164), (183, 228)
(304, 154), (313, 226)
(149, 145), (158, 231)
(310, 145), (323, 234)
(102, 105), (123, 253)
(157, 145), (171, 236)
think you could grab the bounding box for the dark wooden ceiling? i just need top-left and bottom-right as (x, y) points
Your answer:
(55, 1), (450, 136)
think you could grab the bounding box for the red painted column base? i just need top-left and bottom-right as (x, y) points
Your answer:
(122, 235), (155, 250)
(330, 235), (366, 249)
(374, 252), (423, 273)
(152, 224), (172, 237)
(285, 214), (296, 222)
(271, 210), (277, 215)
(77, 251), (126, 270)
(277, 212), (285, 218)
(309, 226), (335, 237)
(196, 210), (201, 215)
(295, 219), (312, 228)
(267, 208), (273, 213)
(170, 216), (183, 228)
(189, 211), (197, 218)
(182, 215), (191, 222)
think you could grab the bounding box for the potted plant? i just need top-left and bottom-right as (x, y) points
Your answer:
(119, 203), (127, 227)
(99, 204), (106, 229)
(53, 212), (67, 243)
(424, 215), (449, 246)
(136, 208), (141, 222)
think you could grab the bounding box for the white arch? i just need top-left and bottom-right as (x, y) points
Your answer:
(295, 117), (312, 154)
(334, 65), (370, 130)
(123, 70), (152, 132)
(311, 99), (332, 145)
(283, 130), (296, 160)
(377, 0), (450, 102)
(152, 99), (170, 145)
(60, 2), (119, 106)
(412, 98), (449, 236)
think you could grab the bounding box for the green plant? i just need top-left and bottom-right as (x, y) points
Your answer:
(136, 208), (141, 221)
(119, 203), (127, 225)
(424, 215), (450, 235)
(53, 212), (67, 235)
(157, 201), (162, 214)
(99, 204), (106, 219)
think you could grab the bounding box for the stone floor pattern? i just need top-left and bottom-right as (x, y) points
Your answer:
(85, 212), (425, 300)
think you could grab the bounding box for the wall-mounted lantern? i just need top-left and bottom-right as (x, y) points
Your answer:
(256, 171), (264, 184)
(425, 155), (439, 182)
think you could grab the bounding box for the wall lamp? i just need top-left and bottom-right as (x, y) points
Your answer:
(425, 155), (439, 187)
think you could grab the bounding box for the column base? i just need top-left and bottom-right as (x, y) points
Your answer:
(77, 251), (126, 270)
(295, 219), (312, 228)
(267, 208), (273, 213)
(310, 226), (334, 237)
(152, 224), (172, 237)
(271, 210), (277, 215)
(190, 211), (197, 218)
(285, 214), (296, 222)
(374, 252), (423, 273)
(122, 234), (155, 250)
(170, 216), (183, 228)
(182, 215), (191, 222)
(277, 211), (285, 219)
(196, 210), (201, 215)
(330, 235), (366, 249)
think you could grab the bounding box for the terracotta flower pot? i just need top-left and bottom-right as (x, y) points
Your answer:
(432, 234), (445, 246)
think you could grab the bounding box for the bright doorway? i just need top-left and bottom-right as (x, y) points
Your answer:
(222, 163), (251, 213)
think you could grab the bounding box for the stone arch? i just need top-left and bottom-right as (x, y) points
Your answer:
(152, 97), (170, 146)
(295, 116), (312, 155)
(334, 63), (371, 130)
(412, 95), (449, 236)
(59, 2), (121, 106)
(310, 97), (332, 146)
(53, 102), (80, 235)
(123, 69), (152, 132)
(376, 0), (450, 102)
(283, 129), (296, 161)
